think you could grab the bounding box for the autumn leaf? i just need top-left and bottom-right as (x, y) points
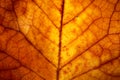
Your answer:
(0, 0), (120, 80)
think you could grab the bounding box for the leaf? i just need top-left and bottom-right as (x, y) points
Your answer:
(0, 0), (120, 80)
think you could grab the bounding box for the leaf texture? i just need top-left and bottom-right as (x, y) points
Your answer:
(0, 0), (120, 80)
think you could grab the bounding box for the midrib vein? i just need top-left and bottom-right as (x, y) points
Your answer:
(57, 0), (65, 80)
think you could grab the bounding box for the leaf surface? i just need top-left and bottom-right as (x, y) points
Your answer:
(0, 0), (120, 80)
